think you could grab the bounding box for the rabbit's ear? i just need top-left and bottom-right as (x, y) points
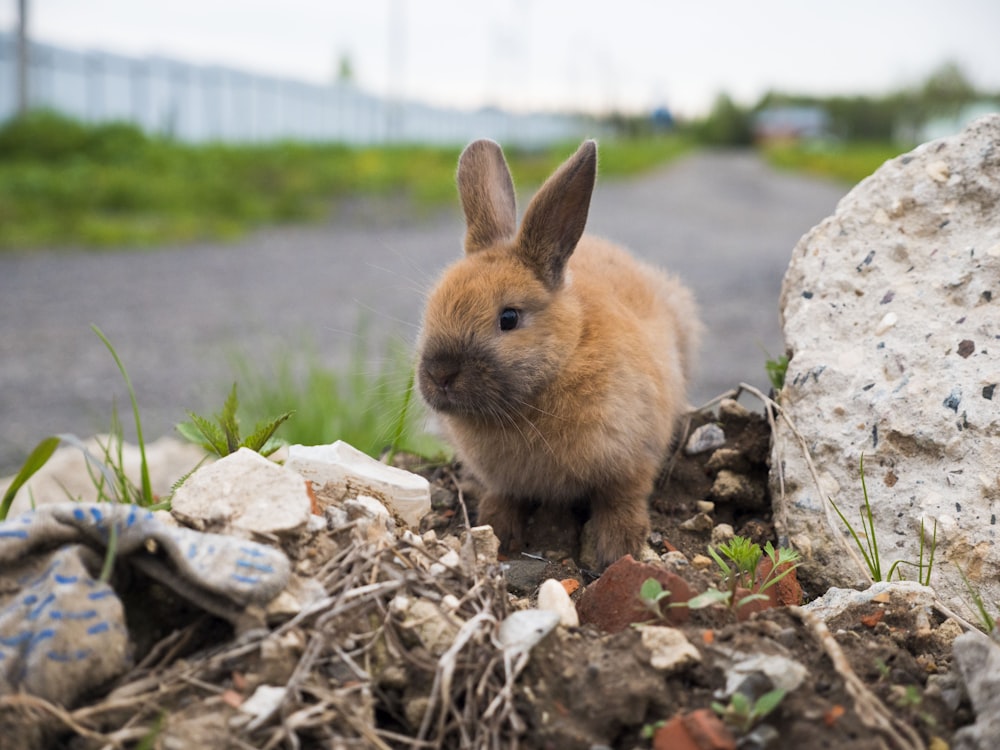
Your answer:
(517, 140), (596, 289)
(457, 139), (517, 254)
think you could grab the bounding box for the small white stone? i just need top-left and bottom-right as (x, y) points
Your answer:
(401, 529), (424, 548)
(711, 523), (735, 545)
(874, 311), (898, 335)
(926, 160), (950, 183)
(438, 549), (461, 568)
(640, 626), (701, 672)
(724, 654), (808, 695)
(537, 578), (579, 628)
(661, 550), (689, 567)
(239, 684), (287, 719)
(389, 595), (411, 615)
(685, 424), (726, 455)
(464, 525), (500, 564)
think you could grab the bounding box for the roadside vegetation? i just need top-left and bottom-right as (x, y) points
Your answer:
(1, 61), (990, 251)
(760, 141), (909, 185)
(0, 110), (692, 251)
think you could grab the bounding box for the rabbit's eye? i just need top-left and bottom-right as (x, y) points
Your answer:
(499, 308), (520, 331)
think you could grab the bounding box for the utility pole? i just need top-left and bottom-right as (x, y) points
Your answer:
(17, 0), (29, 114)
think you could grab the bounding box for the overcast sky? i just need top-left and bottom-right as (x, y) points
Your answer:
(3, 0), (999, 117)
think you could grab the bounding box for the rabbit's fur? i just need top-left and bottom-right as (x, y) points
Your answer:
(417, 139), (700, 567)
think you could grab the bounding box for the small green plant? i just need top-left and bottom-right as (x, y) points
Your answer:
(707, 536), (801, 611)
(711, 688), (787, 733)
(765, 353), (789, 392)
(231, 333), (448, 461)
(829, 454), (937, 584)
(638, 577), (732, 621)
(1, 328), (175, 520)
(889, 684), (937, 728)
(177, 383), (291, 458)
(639, 719), (665, 739)
(92, 325), (155, 506)
(639, 577), (675, 619)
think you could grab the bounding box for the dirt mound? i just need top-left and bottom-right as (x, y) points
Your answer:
(1, 396), (978, 749)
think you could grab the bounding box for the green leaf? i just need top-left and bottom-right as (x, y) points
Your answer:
(219, 382), (241, 454)
(687, 588), (732, 609)
(242, 411), (293, 453)
(185, 411), (229, 456)
(640, 577), (665, 602)
(735, 592), (770, 609)
(752, 688), (787, 719)
(0, 436), (61, 520)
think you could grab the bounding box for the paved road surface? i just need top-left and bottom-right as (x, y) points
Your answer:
(0, 151), (847, 473)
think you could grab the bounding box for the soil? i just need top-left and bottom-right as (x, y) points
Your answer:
(4, 398), (974, 749)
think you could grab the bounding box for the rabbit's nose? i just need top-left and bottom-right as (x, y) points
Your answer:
(424, 359), (460, 392)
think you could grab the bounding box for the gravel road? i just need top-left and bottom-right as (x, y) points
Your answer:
(0, 151), (847, 473)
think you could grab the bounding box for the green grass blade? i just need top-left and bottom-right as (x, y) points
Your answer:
(858, 454), (881, 580)
(0, 436), (62, 520)
(91, 325), (153, 504)
(1, 433), (130, 519)
(386, 365), (417, 465)
(829, 494), (878, 581)
(923, 518), (937, 587)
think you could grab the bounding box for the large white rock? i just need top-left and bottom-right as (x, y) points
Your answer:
(771, 114), (1000, 611)
(171, 447), (312, 537)
(285, 441), (431, 528)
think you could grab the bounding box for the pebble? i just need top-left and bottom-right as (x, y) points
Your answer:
(691, 554), (714, 570)
(680, 512), (714, 532)
(462, 525), (500, 565)
(639, 625), (701, 672)
(537, 578), (580, 628)
(685, 424), (727, 455)
(661, 550), (689, 567)
(711, 523), (736, 546)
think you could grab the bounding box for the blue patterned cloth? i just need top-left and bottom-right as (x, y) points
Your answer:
(0, 503), (290, 706)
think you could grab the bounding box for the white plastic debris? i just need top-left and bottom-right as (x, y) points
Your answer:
(497, 609), (560, 656)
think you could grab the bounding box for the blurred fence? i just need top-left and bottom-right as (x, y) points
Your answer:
(0, 31), (587, 146)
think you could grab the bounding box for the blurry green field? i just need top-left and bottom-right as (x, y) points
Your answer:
(0, 111), (692, 251)
(762, 141), (912, 185)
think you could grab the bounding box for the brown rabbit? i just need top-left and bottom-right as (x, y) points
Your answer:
(416, 139), (700, 568)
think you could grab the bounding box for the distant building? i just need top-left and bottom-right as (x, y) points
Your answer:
(752, 105), (830, 144)
(651, 106), (675, 131)
(914, 102), (1000, 143)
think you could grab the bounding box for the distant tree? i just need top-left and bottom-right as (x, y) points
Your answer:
(696, 93), (753, 146)
(919, 61), (977, 117)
